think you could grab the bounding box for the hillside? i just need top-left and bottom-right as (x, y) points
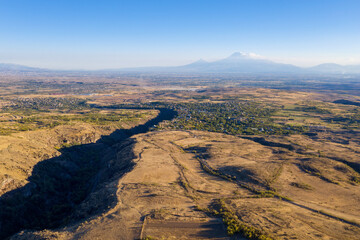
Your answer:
(10, 130), (360, 239)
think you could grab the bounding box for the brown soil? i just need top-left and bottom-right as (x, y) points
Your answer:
(10, 130), (360, 240)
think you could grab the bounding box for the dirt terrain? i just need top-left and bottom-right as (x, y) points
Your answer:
(0, 108), (158, 197)
(0, 124), (112, 195)
(0, 83), (359, 239)
(9, 129), (360, 240)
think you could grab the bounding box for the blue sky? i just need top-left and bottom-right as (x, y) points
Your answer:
(0, 0), (359, 69)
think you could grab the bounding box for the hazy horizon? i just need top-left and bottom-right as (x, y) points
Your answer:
(1, 0), (360, 70)
(2, 51), (360, 72)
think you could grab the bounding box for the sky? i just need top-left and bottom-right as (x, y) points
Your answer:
(0, 0), (359, 69)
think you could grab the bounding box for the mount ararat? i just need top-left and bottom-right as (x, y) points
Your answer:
(1, 52), (359, 74)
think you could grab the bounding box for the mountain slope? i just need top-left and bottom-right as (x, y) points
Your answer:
(0, 63), (43, 72)
(309, 63), (360, 74)
(10, 130), (360, 240)
(178, 52), (302, 73)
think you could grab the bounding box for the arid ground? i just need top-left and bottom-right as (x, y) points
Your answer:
(0, 75), (359, 240)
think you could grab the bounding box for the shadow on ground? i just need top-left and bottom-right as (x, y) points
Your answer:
(0, 108), (176, 239)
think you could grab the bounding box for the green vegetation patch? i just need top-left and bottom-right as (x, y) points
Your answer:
(197, 199), (275, 240)
(0, 99), (156, 135)
(159, 101), (307, 135)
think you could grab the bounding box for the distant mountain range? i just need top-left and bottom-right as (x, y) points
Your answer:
(175, 52), (302, 73)
(308, 63), (360, 74)
(0, 63), (43, 72)
(1, 52), (359, 74)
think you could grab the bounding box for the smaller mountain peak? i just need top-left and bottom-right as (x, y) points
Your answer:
(195, 58), (207, 63)
(187, 59), (208, 66)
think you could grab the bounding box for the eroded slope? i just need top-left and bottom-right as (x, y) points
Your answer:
(12, 130), (360, 240)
